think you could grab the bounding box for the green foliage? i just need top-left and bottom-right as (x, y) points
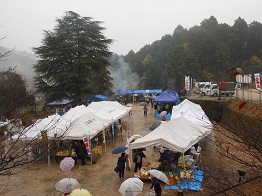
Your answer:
(0, 72), (27, 118)
(124, 16), (262, 90)
(33, 11), (113, 103)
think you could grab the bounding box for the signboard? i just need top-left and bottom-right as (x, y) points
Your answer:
(254, 73), (261, 90)
(236, 74), (252, 83)
(185, 76), (190, 91)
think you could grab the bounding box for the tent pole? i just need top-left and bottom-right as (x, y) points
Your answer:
(103, 129), (106, 152)
(183, 152), (185, 169)
(130, 149), (133, 177)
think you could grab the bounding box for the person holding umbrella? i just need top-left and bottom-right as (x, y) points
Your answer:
(117, 153), (127, 179)
(150, 177), (162, 196)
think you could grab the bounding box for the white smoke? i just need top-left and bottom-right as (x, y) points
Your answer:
(109, 56), (140, 93)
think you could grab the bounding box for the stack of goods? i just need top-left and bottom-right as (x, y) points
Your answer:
(180, 169), (193, 181)
(91, 146), (102, 158)
(135, 168), (150, 179)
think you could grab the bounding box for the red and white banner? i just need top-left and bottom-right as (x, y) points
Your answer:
(83, 133), (90, 154)
(185, 76), (190, 91)
(254, 73), (261, 90)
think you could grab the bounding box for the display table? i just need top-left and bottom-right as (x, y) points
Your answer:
(134, 168), (151, 180)
(164, 170), (203, 192)
(145, 161), (161, 169)
(55, 150), (72, 163)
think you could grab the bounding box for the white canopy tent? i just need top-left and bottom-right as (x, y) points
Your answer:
(62, 105), (96, 122)
(63, 112), (110, 140)
(171, 99), (215, 152)
(13, 114), (70, 140)
(87, 101), (131, 112)
(14, 101), (130, 141)
(130, 116), (212, 153)
(171, 99), (212, 128)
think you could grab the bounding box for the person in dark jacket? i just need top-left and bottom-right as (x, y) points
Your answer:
(117, 153), (127, 179)
(150, 177), (162, 196)
(134, 149), (146, 172)
(79, 144), (87, 165)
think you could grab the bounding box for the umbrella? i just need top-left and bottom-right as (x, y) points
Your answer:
(70, 188), (92, 196)
(55, 178), (81, 193)
(112, 146), (128, 154)
(160, 111), (167, 116)
(148, 169), (170, 185)
(119, 178), (144, 196)
(140, 102), (148, 106)
(60, 157), (75, 171)
(129, 134), (142, 143)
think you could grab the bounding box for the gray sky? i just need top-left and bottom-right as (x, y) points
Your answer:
(1, 0), (262, 56)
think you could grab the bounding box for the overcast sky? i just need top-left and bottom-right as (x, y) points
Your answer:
(1, 0), (262, 56)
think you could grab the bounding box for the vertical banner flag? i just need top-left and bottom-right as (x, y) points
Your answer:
(102, 130), (106, 143)
(83, 133), (90, 154)
(41, 130), (48, 154)
(254, 73), (261, 90)
(185, 76), (190, 91)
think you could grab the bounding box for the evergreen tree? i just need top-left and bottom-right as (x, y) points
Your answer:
(33, 11), (113, 103)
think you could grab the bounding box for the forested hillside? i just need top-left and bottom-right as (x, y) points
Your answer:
(121, 16), (262, 91)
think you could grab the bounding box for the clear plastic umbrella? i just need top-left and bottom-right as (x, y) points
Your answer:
(60, 157), (75, 171)
(119, 178), (143, 196)
(148, 169), (170, 185)
(55, 178), (81, 193)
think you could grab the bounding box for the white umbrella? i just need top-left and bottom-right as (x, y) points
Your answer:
(60, 157), (75, 171)
(160, 111), (167, 116)
(129, 134), (142, 143)
(55, 178), (81, 193)
(119, 178), (144, 196)
(148, 169), (170, 185)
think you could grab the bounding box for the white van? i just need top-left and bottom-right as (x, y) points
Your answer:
(195, 82), (210, 94)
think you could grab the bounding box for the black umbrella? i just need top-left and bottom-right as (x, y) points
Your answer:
(112, 146), (128, 154)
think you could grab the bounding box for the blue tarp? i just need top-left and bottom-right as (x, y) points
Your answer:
(46, 99), (72, 106)
(115, 89), (133, 95)
(164, 170), (203, 192)
(154, 90), (179, 105)
(87, 94), (107, 101)
(155, 113), (171, 120)
(133, 89), (162, 94)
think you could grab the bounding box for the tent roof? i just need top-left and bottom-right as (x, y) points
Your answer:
(130, 116), (212, 153)
(133, 89), (162, 94)
(154, 90), (178, 104)
(62, 105), (96, 122)
(46, 99), (73, 106)
(64, 112), (109, 140)
(171, 99), (212, 127)
(115, 89), (133, 95)
(87, 94), (107, 101)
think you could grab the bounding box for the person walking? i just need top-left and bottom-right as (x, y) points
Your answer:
(143, 105), (148, 116)
(117, 153), (127, 179)
(150, 177), (162, 196)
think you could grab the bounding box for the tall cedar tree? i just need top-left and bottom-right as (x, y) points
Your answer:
(33, 11), (113, 103)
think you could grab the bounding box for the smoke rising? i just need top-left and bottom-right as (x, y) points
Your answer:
(109, 56), (140, 93)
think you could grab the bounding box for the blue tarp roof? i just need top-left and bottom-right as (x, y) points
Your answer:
(46, 99), (73, 106)
(133, 89), (162, 94)
(87, 94), (107, 101)
(154, 90), (179, 105)
(115, 89), (134, 95)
